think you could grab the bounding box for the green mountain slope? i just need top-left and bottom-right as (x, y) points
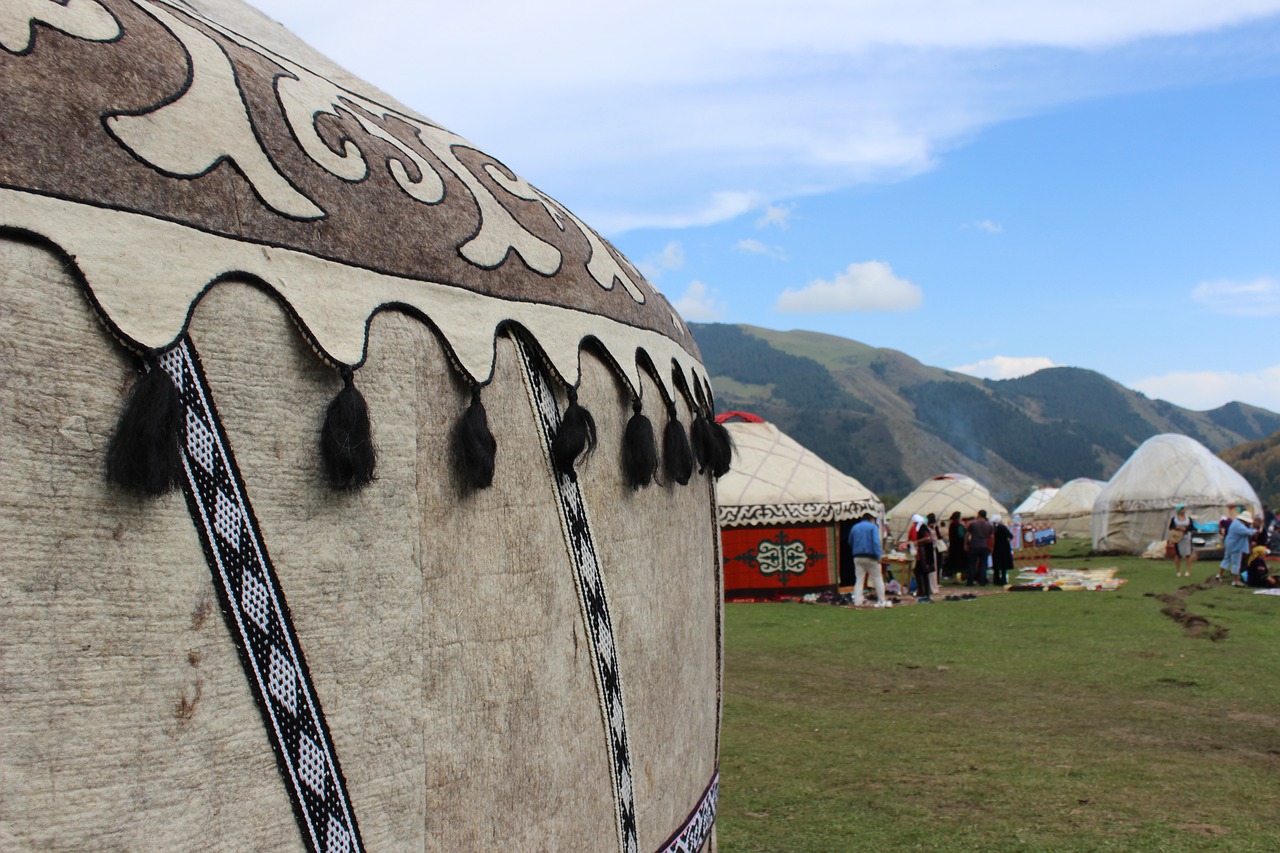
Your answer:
(1220, 432), (1280, 510)
(693, 323), (1279, 506)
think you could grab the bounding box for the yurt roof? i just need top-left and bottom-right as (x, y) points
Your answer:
(887, 474), (1010, 523)
(1035, 478), (1106, 519)
(1012, 487), (1058, 517)
(715, 416), (882, 527)
(1094, 434), (1258, 513)
(0, 0), (706, 409)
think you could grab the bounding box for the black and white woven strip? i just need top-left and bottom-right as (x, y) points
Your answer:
(159, 339), (363, 853)
(656, 770), (719, 853)
(515, 337), (638, 853)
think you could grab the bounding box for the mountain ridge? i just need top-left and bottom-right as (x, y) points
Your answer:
(693, 323), (1280, 506)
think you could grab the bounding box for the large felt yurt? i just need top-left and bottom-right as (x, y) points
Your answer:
(1091, 434), (1259, 554)
(1012, 486), (1058, 519)
(887, 474), (1010, 529)
(0, 2), (725, 850)
(1032, 478), (1106, 538)
(716, 413), (882, 597)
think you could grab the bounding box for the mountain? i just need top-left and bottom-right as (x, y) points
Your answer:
(692, 323), (1280, 507)
(1220, 433), (1280, 510)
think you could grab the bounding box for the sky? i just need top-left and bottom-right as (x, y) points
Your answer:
(248, 0), (1280, 412)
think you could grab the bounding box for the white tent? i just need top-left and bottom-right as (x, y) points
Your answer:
(887, 474), (1010, 529)
(1091, 434), (1259, 553)
(1012, 487), (1059, 519)
(717, 415), (883, 527)
(716, 414), (882, 595)
(1034, 478), (1106, 537)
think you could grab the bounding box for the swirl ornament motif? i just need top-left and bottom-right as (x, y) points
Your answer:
(0, 0), (702, 397)
(732, 530), (826, 585)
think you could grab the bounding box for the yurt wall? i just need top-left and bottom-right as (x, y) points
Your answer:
(1091, 434), (1259, 554)
(0, 1), (724, 849)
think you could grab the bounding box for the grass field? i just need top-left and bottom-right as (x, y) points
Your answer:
(717, 542), (1280, 852)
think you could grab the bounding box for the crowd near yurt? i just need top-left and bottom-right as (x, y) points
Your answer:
(1032, 478), (1107, 538)
(0, 2), (723, 849)
(1092, 434), (1260, 554)
(715, 413), (883, 597)
(887, 473), (1010, 531)
(1012, 486), (1058, 519)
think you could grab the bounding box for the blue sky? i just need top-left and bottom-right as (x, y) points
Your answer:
(251, 0), (1280, 412)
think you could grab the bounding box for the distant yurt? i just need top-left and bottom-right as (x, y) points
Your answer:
(1092, 434), (1259, 554)
(887, 474), (1010, 529)
(1012, 486), (1058, 519)
(0, 2), (723, 850)
(716, 413), (882, 596)
(1033, 478), (1106, 538)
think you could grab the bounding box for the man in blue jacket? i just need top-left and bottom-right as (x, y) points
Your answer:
(848, 512), (888, 607)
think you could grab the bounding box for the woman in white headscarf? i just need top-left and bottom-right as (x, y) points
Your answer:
(911, 514), (934, 603)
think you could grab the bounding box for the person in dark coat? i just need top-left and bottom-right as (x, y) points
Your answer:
(913, 514), (936, 603)
(946, 511), (967, 580)
(991, 514), (1014, 586)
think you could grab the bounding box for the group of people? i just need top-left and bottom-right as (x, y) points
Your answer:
(939, 509), (1015, 591)
(1169, 503), (1276, 587)
(848, 508), (1014, 607)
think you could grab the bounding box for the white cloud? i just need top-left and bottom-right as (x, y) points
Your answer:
(249, 1), (1280, 233)
(1132, 366), (1280, 412)
(756, 204), (795, 229)
(953, 355), (1057, 380)
(638, 241), (687, 280)
(972, 219), (1004, 233)
(776, 261), (923, 313)
(657, 241), (685, 270)
(735, 238), (788, 261)
(673, 280), (727, 321)
(1191, 277), (1280, 316)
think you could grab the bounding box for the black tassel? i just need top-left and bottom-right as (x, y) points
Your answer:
(708, 417), (735, 479)
(320, 366), (376, 490)
(106, 354), (183, 496)
(551, 387), (596, 480)
(690, 411), (717, 475)
(662, 401), (694, 486)
(453, 386), (496, 490)
(622, 398), (658, 488)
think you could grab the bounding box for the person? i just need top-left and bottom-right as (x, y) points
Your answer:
(945, 511), (967, 581)
(966, 509), (993, 587)
(913, 514), (936, 603)
(1243, 545), (1277, 587)
(926, 513), (944, 595)
(848, 511), (889, 608)
(990, 514), (1014, 586)
(1220, 509), (1254, 585)
(1168, 503), (1196, 578)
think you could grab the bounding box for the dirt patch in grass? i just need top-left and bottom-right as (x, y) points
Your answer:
(1178, 822), (1231, 838)
(1146, 584), (1229, 641)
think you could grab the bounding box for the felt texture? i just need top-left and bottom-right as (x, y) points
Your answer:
(1, 247), (721, 850)
(0, 240), (303, 851)
(0, 0), (722, 847)
(0, 0), (705, 400)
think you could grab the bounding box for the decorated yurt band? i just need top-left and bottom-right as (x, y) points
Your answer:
(105, 327), (733, 498)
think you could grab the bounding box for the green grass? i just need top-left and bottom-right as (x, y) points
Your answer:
(718, 542), (1280, 852)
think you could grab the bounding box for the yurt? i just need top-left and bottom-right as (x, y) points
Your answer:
(716, 413), (882, 597)
(1032, 478), (1106, 538)
(887, 474), (1010, 529)
(0, 2), (724, 850)
(1092, 434), (1259, 554)
(1012, 486), (1058, 519)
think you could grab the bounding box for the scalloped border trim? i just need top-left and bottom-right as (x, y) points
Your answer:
(0, 189), (708, 402)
